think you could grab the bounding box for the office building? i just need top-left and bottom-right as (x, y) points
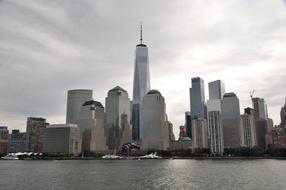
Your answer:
(66, 89), (93, 124)
(105, 86), (132, 150)
(192, 118), (208, 150)
(190, 77), (205, 119)
(132, 24), (151, 141)
(208, 80), (225, 100)
(0, 126), (8, 155)
(77, 100), (108, 152)
(8, 130), (29, 153)
(252, 97), (268, 120)
(241, 108), (257, 147)
(43, 124), (81, 155)
(280, 98), (286, 128)
(141, 90), (170, 150)
(221, 93), (242, 148)
(207, 99), (224, 154)
(26, 117), (49, 152)
(185, 111), (192, 138)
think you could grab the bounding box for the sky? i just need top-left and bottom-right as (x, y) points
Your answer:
(0, 0), (286, 138)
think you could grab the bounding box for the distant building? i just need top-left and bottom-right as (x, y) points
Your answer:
(43, 124), (81, 155)
(26, 117), (49, 152)
(208, 80), (225, 100)
(241, 108), (257, 148)
(132, 25), (151, 141)
(8, 130), (29, 153)
(77, 100), (108, 152)
(0, 126), (9, 155)
(190, 77), (205, 119)
(207, 99), (224, 154)
(271, 127), (286, 149)
(221, 93), (242, 148)
(66, 89), (93, 124)
(105, 86), (132, 150)
(280, 98), (286, 128)
(169, 139), (192, 151)
(192, 118), (208, 150)
(141, 90), (170, 150)
(185, 111), (192, 138)
(256, 119), (267, 149)
(179, 125), (187, 141)
(252, 97), (268, 120)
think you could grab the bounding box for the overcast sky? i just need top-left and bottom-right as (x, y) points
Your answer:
(0, 0), (285, 138)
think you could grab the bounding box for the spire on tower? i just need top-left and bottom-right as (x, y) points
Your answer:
(140, 22), (143, 44)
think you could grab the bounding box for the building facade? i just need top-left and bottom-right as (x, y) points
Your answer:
(192, 118), (208, 150)
(132, 25), (151, 141)
(105, 86), (132, 150)
(280, 98), (286, 128)
(185, 111), (192, 139)
(0, 126), (9, 155)
(252, 97), (268, 120)
(26, 117), (48, 152)
(141, 90), (170, 150)
(208, 80), (225, 100)
(190, 77), (205, 119)
(43, 124), (81, 155)
(66, 89), (93, 124)
(77, 100), (108, 152)
(221, 93), (242, 148)
(241, 108), (257, 147)
(8, 130), (29, 153)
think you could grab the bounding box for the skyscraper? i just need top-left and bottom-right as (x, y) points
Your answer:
(252, 97), (268, 120)
(221, 93), (242, 148)
(190, 77), (205, 119)
(185, 111), (192, 139)
(208, 80), (225, 100)
(132, 24), (151, 141)
(241, 108), (257, 147)
(280, 98), (286, 128)
(105, 86), (132, 150)
(66, 89), (93, 124)
(141, 90), (170, 150)
(0, 126), (8, 155)
(192, 118), (208, 150)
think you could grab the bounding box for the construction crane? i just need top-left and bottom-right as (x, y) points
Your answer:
(250, 90), (255, 99)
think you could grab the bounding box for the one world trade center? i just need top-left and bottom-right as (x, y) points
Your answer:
(132, 24), (151, 141)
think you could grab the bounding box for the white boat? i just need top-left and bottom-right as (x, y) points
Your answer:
(1, 154), (19, 160)
(139, 152), (162, 159)
(102, 154), (123, 159)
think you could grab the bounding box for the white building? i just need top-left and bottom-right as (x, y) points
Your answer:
(43, 124), (81, 155)
(141, 90), (170, 150)
(207, 99), (224, 154)
(77, 100), (108, 152)
(241, 108), (257, 147)
(105, 86), (132, 150)
(66, 89), (93, 124)
(192, 118), (208, 150)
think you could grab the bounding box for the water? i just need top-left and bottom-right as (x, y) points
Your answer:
(0, 159), (286, 190)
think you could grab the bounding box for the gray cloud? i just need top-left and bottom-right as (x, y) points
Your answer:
(0, 0), (285, 138)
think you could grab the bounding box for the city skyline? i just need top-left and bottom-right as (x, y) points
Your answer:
(0, 0), (286, 138)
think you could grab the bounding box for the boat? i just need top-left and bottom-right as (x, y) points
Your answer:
(102, 154), (123, 159)
(138, 152), (162, 159)
(1, 154), (19, 160)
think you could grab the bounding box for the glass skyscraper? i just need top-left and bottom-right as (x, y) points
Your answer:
(190, 77), (205, 119)
(132, 24), (151, 141)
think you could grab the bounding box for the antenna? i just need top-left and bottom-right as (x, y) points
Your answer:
(140, 22), (143, 44)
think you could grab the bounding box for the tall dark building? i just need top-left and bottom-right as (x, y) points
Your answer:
(280, 98), (286, 128)
(185, 112), (192, 139)
(190, 77), (205, 119)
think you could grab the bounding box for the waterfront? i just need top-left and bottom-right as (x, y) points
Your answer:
(0, 159), (286, 190)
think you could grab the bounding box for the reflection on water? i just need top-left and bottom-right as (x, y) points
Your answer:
(0, 159), (285, 190)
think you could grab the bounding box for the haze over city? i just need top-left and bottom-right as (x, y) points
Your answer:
(0, 0), (286, 137)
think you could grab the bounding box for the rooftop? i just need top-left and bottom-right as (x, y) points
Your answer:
(147, 89), (161, 95)
(82, 100), (104, 108)
(223, 92), (237, 98)
(109, 86), (127, 93)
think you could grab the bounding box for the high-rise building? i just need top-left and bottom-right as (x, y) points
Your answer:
(132, 24), (151, 141)
(190, 77), (205, 119)
(185, 112), (192, 139)
(26, 117), (49, 152)
(208, 80), (225, 100)
(66, 89), (93, 124)
(43, 124), (81, 155)
(77, 100), (107, 152)
(0, 126), (9, 155)
(280, 98), (286, 128)
(241, 108), (257, 148)
(141, 90), (170, 150)
(221, 93), (242, 148)
(105, 86), (132, 150)
(192, 118), (208, 150)
(252, 97), (268, 120)
(207, 99), (224, 154)
(256, 119), (267, 149)
(8, 130), (29, 153)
